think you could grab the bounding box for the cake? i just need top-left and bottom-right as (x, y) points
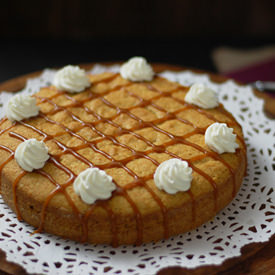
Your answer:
(0, 59), (246, 246)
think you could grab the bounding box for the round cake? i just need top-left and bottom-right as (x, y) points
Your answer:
(0, 65), (247, 246)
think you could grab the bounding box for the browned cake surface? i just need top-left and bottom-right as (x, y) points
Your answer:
(0, 72), (246, 246)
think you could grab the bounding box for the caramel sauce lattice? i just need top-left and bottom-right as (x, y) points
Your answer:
(0, 73), (246, 246)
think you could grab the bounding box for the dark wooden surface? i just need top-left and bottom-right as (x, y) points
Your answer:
(0, 63), (274, 275)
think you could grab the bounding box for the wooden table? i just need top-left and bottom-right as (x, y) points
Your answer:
(0, 63), (274, 275)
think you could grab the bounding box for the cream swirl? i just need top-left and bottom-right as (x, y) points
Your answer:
(15, 139), (50, 172)
(6, 94), (39, 122)
(120, 57), (154, 82)
(53, 65), (90, 93)
(185, 83), (219, 109)
(73, 168), (116, 204)
(154, 159), (193, 194)
(205, 122), (239, 154)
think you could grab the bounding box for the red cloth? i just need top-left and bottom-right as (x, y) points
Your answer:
(225, 58), (275, 83)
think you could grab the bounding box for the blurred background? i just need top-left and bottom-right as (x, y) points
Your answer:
(0, 0), (274, 82)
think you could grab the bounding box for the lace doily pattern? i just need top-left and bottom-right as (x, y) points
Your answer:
(0, 65), (274, 274)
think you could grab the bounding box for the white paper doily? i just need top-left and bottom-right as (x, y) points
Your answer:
(0, 65), (274, 275)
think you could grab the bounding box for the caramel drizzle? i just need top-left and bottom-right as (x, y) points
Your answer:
(0, 143), (15, 192)
(0, 73), (246, 246)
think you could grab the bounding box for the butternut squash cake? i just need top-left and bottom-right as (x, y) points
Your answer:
(0, 58), (246, 246)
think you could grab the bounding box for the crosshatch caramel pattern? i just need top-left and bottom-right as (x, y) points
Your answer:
(0, 72), (246, 246)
